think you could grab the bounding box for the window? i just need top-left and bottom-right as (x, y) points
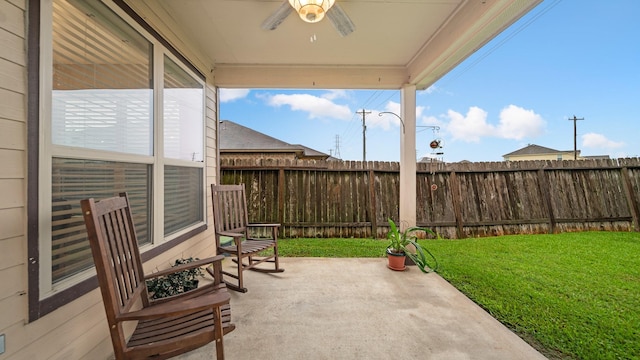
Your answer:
(163, 56), (203, 162)
(39, 0), (206, 299)
(51, 159), (151, 282)
(163, 56), (205, 236)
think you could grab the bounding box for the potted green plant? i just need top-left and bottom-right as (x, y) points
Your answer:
(386, 218), (438, 273)
(146, 257), (205, 299)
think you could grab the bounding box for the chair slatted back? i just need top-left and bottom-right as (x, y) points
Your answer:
(81, 193), (148, 326)
(211, 183), (283, 292)
(212, 184), (249, 240)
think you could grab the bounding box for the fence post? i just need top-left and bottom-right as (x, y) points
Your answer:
(278, 167), (285, 228)
(368, 169), (377, 238)
(621, 167), (640, 231)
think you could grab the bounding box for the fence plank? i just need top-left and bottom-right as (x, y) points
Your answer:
(220, 158), (640, 238)
(621, 167), (640, 231)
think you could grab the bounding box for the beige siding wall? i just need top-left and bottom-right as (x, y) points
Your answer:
(206, 80), (219, 215)
(506, 152), (576, 161)
(0, 1), (219, 358)
(0, 0), (29, 358)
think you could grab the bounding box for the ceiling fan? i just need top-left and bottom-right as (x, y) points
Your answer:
(261, 0), (356, 37)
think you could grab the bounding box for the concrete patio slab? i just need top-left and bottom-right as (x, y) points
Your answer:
(176, 257), (546, 360)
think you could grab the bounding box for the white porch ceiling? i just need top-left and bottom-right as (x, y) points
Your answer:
(124, 0), (542, 90)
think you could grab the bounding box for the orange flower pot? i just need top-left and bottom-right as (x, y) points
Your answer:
(386, 249), (406, 271)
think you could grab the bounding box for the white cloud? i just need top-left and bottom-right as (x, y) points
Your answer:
(419, 84), (453, 97)
(422, 85), (437, 94)
(385, 101), (401, 115)
(367, 101), (428, 131)
(370, 112), (397, 130)
(497, 105), (545, 140)
(420, 115), (443, 127)
(219, 88), (250, 102)
(322, 90), (349, 101)
(418, 85), (446, 95)
(267, 93), (352, 120)
(369, 102), (401, 130)
(442, 105), (545, 143)
(445, 106), (494, 142)
(582, 133), (625, 149)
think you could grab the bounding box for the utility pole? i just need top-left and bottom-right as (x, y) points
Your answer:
(568, 115), (584, 160)
(356, 109), (371, 161)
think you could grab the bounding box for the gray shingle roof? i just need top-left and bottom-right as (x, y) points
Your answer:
(219, 120), (331, 159)
(503, 144), (570, 157)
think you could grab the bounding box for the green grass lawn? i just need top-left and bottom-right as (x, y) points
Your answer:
(277, 232), (640, 360)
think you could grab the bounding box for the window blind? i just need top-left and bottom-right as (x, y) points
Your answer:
(51, 159), (151, 283)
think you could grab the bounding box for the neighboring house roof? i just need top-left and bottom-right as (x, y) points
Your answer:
(503, 144), (574, 157)
(503, 144), (610, 160)
(219, 120), (333, 160)
(294, 144), (327, 158)
(418, 156), (444, 163)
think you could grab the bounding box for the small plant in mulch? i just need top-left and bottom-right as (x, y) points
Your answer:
(146, 257), (204, 299)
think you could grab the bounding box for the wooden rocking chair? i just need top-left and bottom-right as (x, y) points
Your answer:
(81, 193), (235, 360)
(211, 184), (284, 292)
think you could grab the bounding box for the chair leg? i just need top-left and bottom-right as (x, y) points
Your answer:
(273, 246), (281, 271)
(214, 306), (224, 360)
(272, 228), (281, 271)
(236, 255), (244, 291)
(222, 256), (248, 293)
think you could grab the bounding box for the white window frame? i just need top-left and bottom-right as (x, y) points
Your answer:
(38, 0), (207, 298)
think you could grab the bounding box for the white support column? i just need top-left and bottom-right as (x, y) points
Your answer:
(399, 85), (417, 229)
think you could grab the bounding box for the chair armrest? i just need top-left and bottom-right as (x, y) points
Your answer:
(116, 291), (230, 321)
(217, 231), (245, 252)
(247, 223), (280, 242)
(144, 255), (225, 280)
(217, 231), (244, 240)
(247, 223), (280, 228)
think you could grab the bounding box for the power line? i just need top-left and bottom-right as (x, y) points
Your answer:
(372, 90), (399, 111)
(439, 0), (563, 87)
(340, 90), (398, 160)
(359, 90), (382, 110)
(339, 113), (362, 157)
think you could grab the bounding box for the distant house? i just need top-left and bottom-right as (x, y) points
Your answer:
(503, 144), (578, 161)
(503, 144), (609, 161)
(219, 120), (336, 161)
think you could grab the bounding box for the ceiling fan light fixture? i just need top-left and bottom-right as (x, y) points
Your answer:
(288, 0), (335, 23)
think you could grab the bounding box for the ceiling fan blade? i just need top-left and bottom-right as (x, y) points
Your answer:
(327, 3), (355, 37)
(261, 1), (293, 31)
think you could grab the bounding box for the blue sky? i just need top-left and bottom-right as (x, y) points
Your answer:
(219, 0), (639, 163)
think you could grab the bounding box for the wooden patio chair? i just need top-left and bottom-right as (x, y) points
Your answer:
(81, 193), (235, 360)
(211, 184), (284, 292)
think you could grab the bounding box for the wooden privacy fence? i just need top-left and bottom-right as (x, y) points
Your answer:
(220, 157), (640, 239)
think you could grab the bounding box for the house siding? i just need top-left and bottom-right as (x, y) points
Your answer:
(0, 1), (220, 358)
(506, 152), (576, 161)
(0, 0), (29, 358)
